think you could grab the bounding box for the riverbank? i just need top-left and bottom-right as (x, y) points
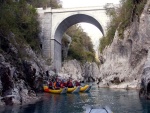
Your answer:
(0, 91), (42, 106)
(98, 80), (141, 90)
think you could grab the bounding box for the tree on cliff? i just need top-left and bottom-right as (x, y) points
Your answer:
(0, 0), (41, 53)
(62, 25), (95, 63)
(26, 0), (62, 8)
(99, 0), (147, 53)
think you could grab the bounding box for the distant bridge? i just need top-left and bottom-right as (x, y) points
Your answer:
(37, 6), (109, 72)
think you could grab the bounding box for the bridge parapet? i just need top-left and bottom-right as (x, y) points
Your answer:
(52, 6), (105, 13)
(37, 6), (106, 13)
(37, 7), (52, 13)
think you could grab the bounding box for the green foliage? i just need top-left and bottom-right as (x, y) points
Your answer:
(63, 25), (95, 63)
(99, 0), (147, 53)
(0, 0), (40, 52)
(26, 0), (62, 8)
(68, 41), (85, 62)
(85, 51), (95, 62)
(99, 36), (107, 53)
(136, 0), (147, 14)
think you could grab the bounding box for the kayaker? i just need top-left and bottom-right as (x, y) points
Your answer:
(63, 80), (68, 87)
(60, 80), (65, 88)
(67, 79), (74, 88)
(75, 80), (81, 86)
(54, 79), (60, 89)
(49, 81), (53, 89)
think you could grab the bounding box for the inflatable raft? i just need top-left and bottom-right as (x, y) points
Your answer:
(43, 84), (91, 94)
(43, 86), (67, 94)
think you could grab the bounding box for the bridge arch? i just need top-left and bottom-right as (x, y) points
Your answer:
(37, 7), (107, 72)
(51, 14), (104, 71)
(54, 14), (104, 43)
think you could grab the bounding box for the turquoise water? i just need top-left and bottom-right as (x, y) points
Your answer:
(1, 84), (150, 113)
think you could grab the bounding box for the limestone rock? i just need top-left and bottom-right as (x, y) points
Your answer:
(82, 62), (100, 82)
(62, 34), (72, 59)
(0, 99), (5, 106)
(0, 54), (5, 62)
(60, 59), (83, 80)
(20, 89), (39, 105)
(60, 60), (100, 82)
(0, 35), (48, 106)
(98, 0), (150, 92)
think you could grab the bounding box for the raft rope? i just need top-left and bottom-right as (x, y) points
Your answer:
(89, 107), (109, 113)
(89, 108), (93, 113)
(103, 107), (109, 113)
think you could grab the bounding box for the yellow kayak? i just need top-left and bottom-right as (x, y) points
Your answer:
(43, 86), (67, 94)
(80, 85), (91, 92)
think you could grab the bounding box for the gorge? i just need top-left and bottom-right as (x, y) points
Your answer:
(0, 0), (150, 107)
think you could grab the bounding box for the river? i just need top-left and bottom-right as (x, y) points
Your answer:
(0, 84), (150, 113)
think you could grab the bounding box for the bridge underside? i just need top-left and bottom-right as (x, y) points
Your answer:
(52, 14), (104, 72)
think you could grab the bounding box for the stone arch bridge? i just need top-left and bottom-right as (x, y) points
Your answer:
(37, 6), (108, 72)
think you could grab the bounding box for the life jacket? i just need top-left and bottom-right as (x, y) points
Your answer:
(64, 82), (67, 87)
(56, 81), (60, 87)
(68, 81), (73, 87)
(49, 81), (53, 87)
(76, 81), (80, 86)
(60, 82), (64, 88)
(48, 81), (53, 89)
(67, 81), (70, 86)
(53, 82), (57, 88)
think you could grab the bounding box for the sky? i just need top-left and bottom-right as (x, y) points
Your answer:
(61, 0), (120, 53)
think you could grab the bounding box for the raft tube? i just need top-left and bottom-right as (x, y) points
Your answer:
(43, 86), (67, 94)
(80, 85), (91, 92)
(67, 87), (76, 93)
(72, 86), (80, 93)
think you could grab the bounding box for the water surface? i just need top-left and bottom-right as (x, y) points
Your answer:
(0, 84), (150, 113)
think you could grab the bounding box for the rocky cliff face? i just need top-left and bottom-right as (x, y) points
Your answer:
(0, 33), (53, 105)
(62, 34), (72, 60)
(98, 0), (150, 94)
(60, 60), (100, 82)
(60, 1), (150, 93)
